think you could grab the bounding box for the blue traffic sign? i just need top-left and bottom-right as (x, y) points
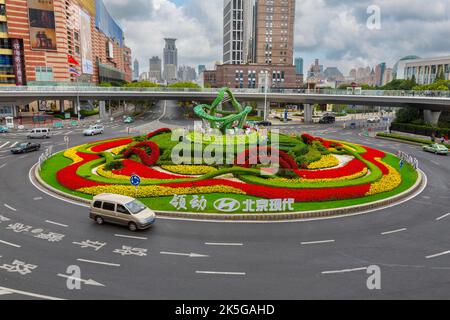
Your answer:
(130, 175), (141, 186)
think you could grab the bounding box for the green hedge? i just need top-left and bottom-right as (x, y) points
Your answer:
(377, 133), (450, 148)
(391, 123), (450, 136)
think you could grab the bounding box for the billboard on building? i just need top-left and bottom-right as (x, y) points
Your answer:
(11, 39), (26, 85)
(80, 9), (94, 74)
(79, 0), (96, 16)
(27, 0), (57, 51)
(95, 0), (124, 47)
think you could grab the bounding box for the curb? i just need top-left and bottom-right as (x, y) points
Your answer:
(32, 163), (426, 222)
(375, 136), (425, 146)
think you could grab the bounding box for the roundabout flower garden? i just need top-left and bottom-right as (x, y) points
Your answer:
(38, 127), (420, 215)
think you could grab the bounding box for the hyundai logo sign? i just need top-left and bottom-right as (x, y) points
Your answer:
(213, 198), (241, 213)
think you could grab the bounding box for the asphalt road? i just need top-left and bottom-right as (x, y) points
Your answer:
(0, 101), (449, 300)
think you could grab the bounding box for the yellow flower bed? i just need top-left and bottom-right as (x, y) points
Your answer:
(64, 146), (86, 164)
(307, 155), (340, 169)
(271, 168), (368, 184)
(110, 145), (128, 155)
(161, 165), (217, 175)
(366, 162), (402, 196)
(78, 185), (246, 197)
(97, 165), (128, 180)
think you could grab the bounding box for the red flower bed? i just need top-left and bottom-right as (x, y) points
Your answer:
(56, 152), (106, 190)
(161, 179), (371, 202)
(90, 139), (133, 153)
(301, 134), (341, 149)
(123, 141), (160, 166)
(361, 146), (389, 175)
(294, 159), (367, 179)
(113, 160), (189, 179)
(147, 128), (172, 139)
(236, 147), (299, 170)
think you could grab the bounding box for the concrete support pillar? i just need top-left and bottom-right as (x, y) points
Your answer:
(424, 110), (442, 126)
(304, 104), (313, 124)
(99, 101), (107, 120)
(59, 100), (65, 113)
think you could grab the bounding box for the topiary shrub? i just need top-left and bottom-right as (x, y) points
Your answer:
(105, 160), (124, 171)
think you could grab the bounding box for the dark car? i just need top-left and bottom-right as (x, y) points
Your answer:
(319, 116), (336, 124)
(11, 142), (41, 154)
(256, 121), (272, 127)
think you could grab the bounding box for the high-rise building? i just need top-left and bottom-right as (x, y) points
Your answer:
(198, 65), (206, 75)
(375, 62), (386, 87)
(133, 59), (140, 81)
(223, 0), (256, 64)
(163, 38), (178, 81)
(178, 65), (197, 82)
(255, 0), (296, 65)
(149, 56), (162, 82)
(295, 57), (304, 75)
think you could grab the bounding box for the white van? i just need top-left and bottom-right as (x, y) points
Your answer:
(28, 128), (51, 139)
(90, 194), (156, 231)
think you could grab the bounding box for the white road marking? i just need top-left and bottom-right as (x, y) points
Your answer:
(196, 271), (246, 276)
(0, 286), (63, 300)
(4, 204), (17, 211)
(204, 242), (243, 246)
(45, 220), (68, 228)
(161, 251), (209, 258)
(57, 274), (105, 287)
(0, 289), (13, 296)
(0, 142), (10, 149)
(9, 142), (18, 148)
(33, 197), (43, 201)
(77, 259), (120, 267)
(114, 234), (147, 240)
(430, 160), (440, 166)
(65, 131), (73, 135)
(18, 155), (28, 159)
(426, 251), (450, 259)
(436, 213), (450, 221)
(0, 240), (21, 248)
(322, 267), (368, 275)
(0, 164), (6, 169)
(301, 240), (335, 245)
(381, 228), (407, 235)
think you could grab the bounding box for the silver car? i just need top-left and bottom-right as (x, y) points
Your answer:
(83, 125), (104, 136)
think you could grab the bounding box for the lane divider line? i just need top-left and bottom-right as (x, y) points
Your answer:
(0, 286), (64, 300)
(301, 240), (335, 245)
(77, 259), (120, 267)
(45, 220), (69, 228)
(426, 251), (450, 260)
(204, 242), (243, 246)
(196, 271), (246, 276)
(114, 234), (148, 240)
(4, 204), (17, 212)
(381, 228), (407, 236)
(436, 213), (450, 221)
(322, 267), (368, 275)
(0, 240), (21, 248)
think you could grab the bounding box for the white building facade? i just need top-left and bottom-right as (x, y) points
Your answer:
(397, 56), (450, 85)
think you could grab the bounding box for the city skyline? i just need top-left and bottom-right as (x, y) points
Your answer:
(104, 0), (450, 75)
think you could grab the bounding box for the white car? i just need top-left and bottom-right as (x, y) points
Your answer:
(83, 125), (104, 136)
(367, 117), (381, 123)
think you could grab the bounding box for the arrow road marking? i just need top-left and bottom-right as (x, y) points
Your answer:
(0, 289), (13, 296)
(160, 251), (209, 258)
(57, 274), (105, 287)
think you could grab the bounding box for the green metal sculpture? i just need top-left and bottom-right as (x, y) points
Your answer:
(194, 87), (253, 134)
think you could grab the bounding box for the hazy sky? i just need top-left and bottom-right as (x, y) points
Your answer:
(103, 0), (450, 75)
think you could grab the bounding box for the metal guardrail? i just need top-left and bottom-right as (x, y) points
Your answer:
(0, 86), (449, 98)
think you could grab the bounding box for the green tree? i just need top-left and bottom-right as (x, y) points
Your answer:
(395, 107), (421, 123)
(436, 68), (446, 82)
(124, 81), (160, 88)
(168, 81), (201, 89)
